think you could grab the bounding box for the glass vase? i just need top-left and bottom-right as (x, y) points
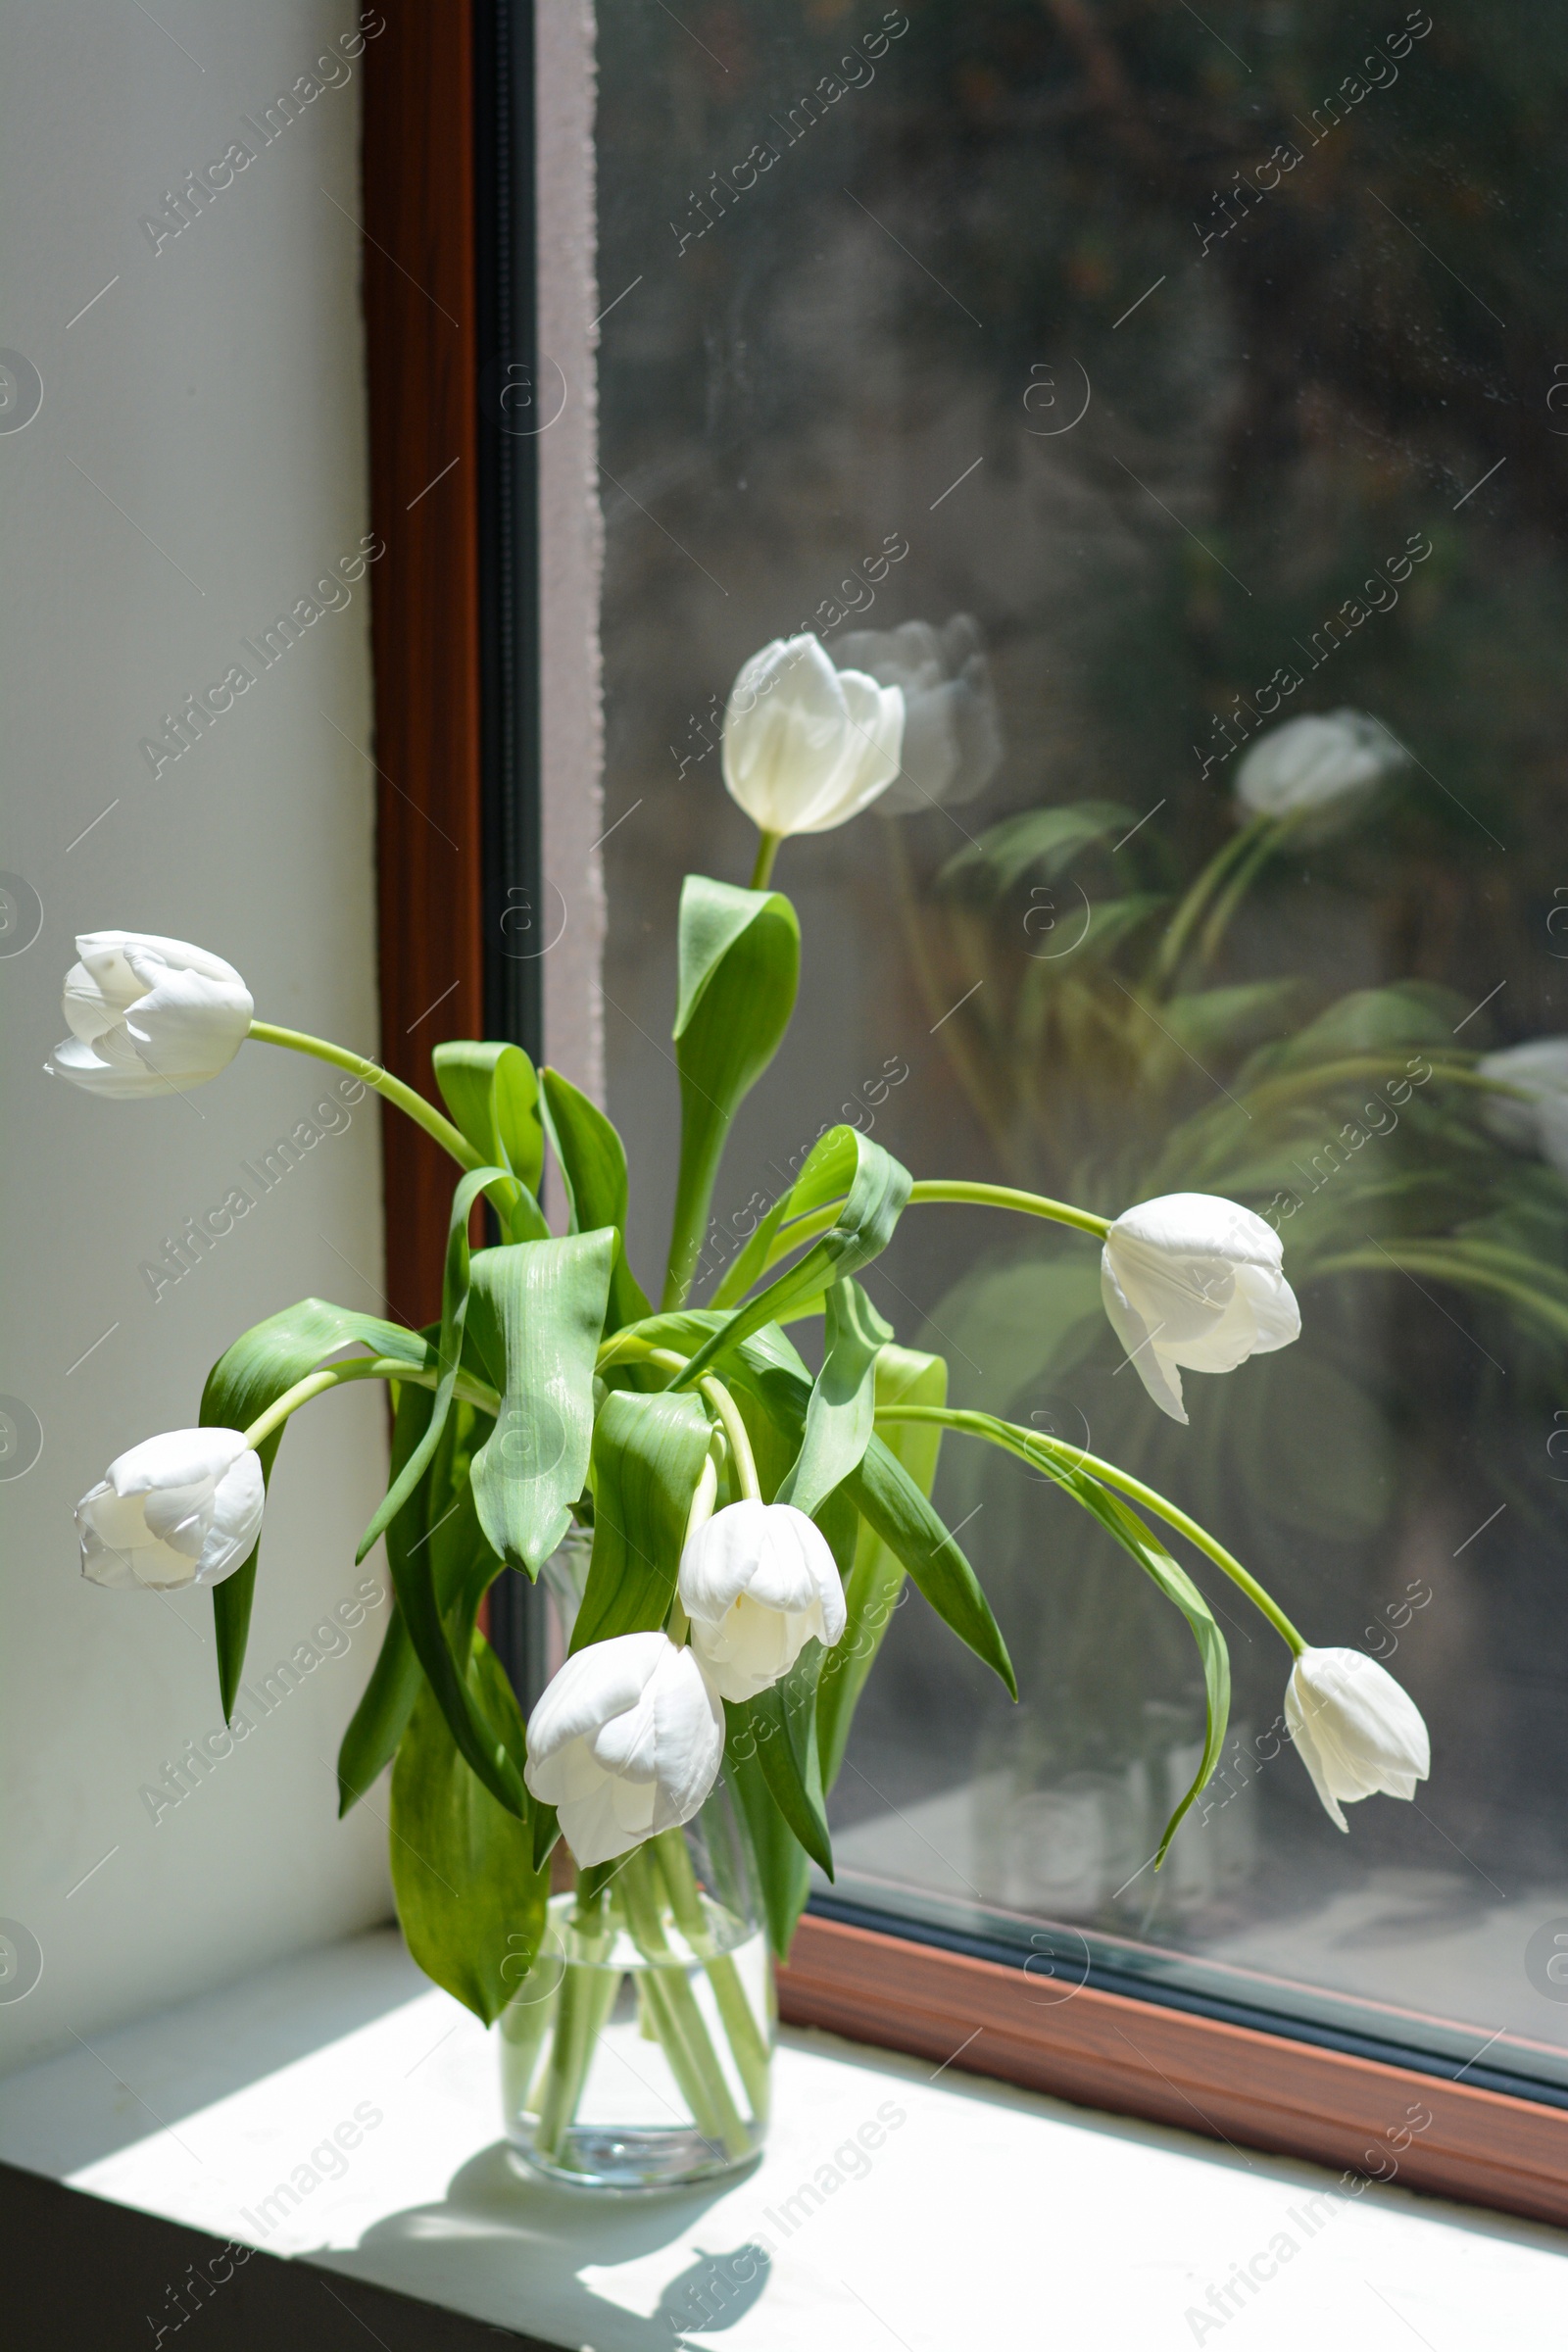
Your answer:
(499, 1529), (774, 2190)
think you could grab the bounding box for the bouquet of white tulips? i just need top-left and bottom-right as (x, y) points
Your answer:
(63, 632), (1430, 2161)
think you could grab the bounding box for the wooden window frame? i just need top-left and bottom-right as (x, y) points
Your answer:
(361, 0), (1568, 2235)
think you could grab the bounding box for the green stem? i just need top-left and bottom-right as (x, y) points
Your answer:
(1151, 814), (1273, 989)
(240, 1353), (499, 1451)
(1195, 819), (1292, 969)
(248, 1020), (480, 1172)
(753, 1182), (1110, 1280)
(698, 1375), (760, 1499)
(873, 1403), (1306, 1654)
(907, 1179), (1111, 1238)
(750, 831), (782, 891)
(618, 1849), (751, 2157)
(533, 1879), (617, 2160)
(653, 1831), (770, 2122)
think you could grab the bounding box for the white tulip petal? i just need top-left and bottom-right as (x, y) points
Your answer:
(1232, 1260), (1301, 1355)
(1285, 1647), (1429, 1833)
(1100, 1253), (1188, 1424)
(1234, 710), (1405, 831)
(523, 1633), (723, 1866)
(722, 634), (905, 839)
(49, 931), (252, 1098)
(1102, 1192), (1299, 1421)
(76, 1426), (263, 1592)
(679, 1501), (846, 1700)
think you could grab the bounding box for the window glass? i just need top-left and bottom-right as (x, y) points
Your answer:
(595, 1), (1568, 2093)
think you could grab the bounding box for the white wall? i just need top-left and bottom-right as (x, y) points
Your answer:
(1, 1), (394, 2067)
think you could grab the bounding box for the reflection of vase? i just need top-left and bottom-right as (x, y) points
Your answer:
(499, 1528), (774, 2190)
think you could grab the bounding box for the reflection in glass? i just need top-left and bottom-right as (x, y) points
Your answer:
(595, 1), (1568, 2092)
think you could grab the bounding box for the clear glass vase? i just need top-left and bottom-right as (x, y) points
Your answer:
(499, 1529), (774, 2190)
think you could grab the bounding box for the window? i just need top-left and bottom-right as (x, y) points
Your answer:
(588, 0), (1568, 2129)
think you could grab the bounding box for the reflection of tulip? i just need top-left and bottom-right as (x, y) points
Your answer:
(47, 932), (253, 1098)
(722, 634), (904, 837)
(833, 614), (1003, 814)
(76, 1429), (265, 1590)
(1285, 1646), (1430, 1832)
(679, 1500), (846, 1702)
(1102, 1193), (1300, 1425)
(523, 1634), (723, 1865)
(1234, 710), (1406, 833)
(1477, 1037), (1568, 1180)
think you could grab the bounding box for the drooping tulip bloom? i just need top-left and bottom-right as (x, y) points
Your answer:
(46, 931), (253, 1098)
(76, 1429), (265, 1590)
(1102, 1193), (1300, 1425)
(523, 1634), (723, 1866)
(1477, 1037), (1568, 1181)
(1233, 710), (1406, 837)
(1285, 1646), (1431, 1832)
(833, 614), (1002, 815)
(679, 1499), (847, 1702)
(722, 634), (904, 838)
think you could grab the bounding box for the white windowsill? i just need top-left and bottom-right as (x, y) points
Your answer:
(2, 1927), (1564, 2349)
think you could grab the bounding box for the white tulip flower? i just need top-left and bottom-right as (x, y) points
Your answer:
(679, 1499), (847, 1702)
(76, 1428), (265, 1591)
(47, 931), (253, 1098)
(1102, 1193), (1300, 1425)
(1477, 1037), (1568, 1181)
(1234, 710), (1406, 837)
(524, 1633), (723, 1866)
(1285, 1645), (1431, 1832)
(722, 634), (904, 839)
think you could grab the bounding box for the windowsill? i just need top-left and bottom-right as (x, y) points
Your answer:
(3, 1929), (1565, 2348)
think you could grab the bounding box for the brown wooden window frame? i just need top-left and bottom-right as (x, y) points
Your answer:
(361, 0), (1568, 2236)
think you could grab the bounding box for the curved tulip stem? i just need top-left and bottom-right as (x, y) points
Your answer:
(906, 1180), (1112, 1239)
(248, 1021), (481, 1173)
(1196, 814), (1298, 969)
(755, 1182), (1110, 1279)
(872, 1403), (1307, 1655)
(1150, 811), (1273, 989)
(698, 1376), (760, 1501)
(240, 1352), (500, 1451)
(749, 831), (782, 891)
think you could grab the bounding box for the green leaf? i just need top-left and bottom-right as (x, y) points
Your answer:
(910, 1404), (1230, 1862)
(675, 1131), (911, 1390)
(724, 1747), (811, 1962)
(540, 1066), (652, 1332)
(570, 1388), (713, 1649)
(846, 1436), (1016, 1698)
(337, 1393), (503, 1815)
(337, 1601), (418, 1817)
(777, 1277), (893, 1519)
(433, 1040), (546, 1199)
(199, 1298), (431, 1719)
(389, 1632), (550, 2023)
(736, 1639), (833, 1877)
(376, 1377), (526, 1818)
(937, 800), (1135, 899)
(1068, 1483), (1230, 1861)
(817, 1345), (947, 1789)
(664, 874), (801, 1308)
(710, 1123), (890, 1308)
(462, 1229), (616, 1573)
(357, 1165), (503, 1565)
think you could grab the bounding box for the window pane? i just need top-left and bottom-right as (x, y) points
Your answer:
(595, 3), (1568, 2094)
